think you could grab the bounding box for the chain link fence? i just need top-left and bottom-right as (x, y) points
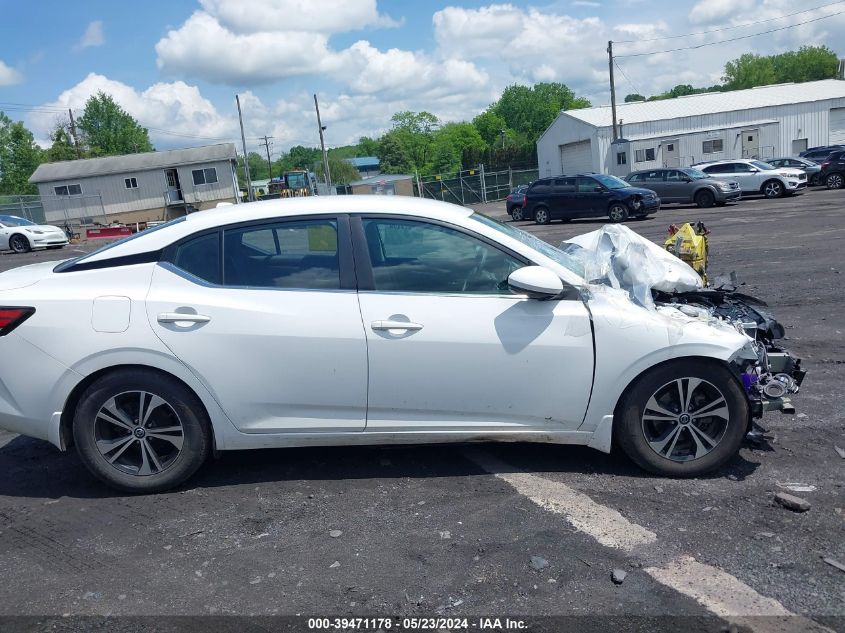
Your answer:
(0, 195), (46, 224)
(416, 165), (539, 206)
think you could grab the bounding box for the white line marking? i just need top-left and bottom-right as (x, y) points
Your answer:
(466, 449), (656, 552)
(466, 449), (835, 632)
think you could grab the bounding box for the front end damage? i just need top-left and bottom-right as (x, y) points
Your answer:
(561, 224), (806, 427)
(654, 288), (805, 419)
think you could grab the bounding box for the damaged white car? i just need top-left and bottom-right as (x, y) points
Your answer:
(0, 197), (804, 492)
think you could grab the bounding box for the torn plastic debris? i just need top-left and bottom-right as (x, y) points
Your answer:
(561, 224), (703, 309)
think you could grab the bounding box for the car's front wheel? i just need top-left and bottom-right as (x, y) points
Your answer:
(694, 189), (715, 208)
(9, 234), (31, 253)
(762, 179), (785, 198)
(608, 203), (628, 223)
(510, 206), (524, 221)
(826, 172), (844, 189)
(533, 206), (550, 225)
(613, 359), (748, 477)
(73, 369), (212, 493)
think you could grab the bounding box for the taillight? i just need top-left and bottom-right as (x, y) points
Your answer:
(522, 197), (527, 208)
(506, 195), (512, 201)
(821, 161), (831, 169)
(0, 307), (35, 336)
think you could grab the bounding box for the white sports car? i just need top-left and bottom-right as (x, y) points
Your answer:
(0, 197), (803, 492)
(0, 214), (69, 252)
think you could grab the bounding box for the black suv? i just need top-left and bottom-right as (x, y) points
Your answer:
(799, 145), (845, 163)
(819, 150), (845, 189)
(522, 174), (660, 224)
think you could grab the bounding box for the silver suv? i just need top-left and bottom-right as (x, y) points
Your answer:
(626, 167), (741, 208)
(695, 159), (806, 198)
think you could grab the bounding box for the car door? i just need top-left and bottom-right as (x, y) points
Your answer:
(0, 223), (9, 251)
(643, 170), (671, 201)
(353, 216), (594, 432)
(730, 162), (760, 192)
(703, 163), (738, 187)
(146, 216), (368, 433)
(576, 176), (606, 215)
(554, 177), (579, 218)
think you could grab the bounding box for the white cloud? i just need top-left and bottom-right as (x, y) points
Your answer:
(0, 60), (22, 85)
(689, 0), (757, 25)
(78, 20), (105, 49)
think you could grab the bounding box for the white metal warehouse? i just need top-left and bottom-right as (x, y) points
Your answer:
(536, 79), (845, 178)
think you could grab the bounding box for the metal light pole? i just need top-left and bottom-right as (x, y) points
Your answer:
(314, 94), (332, 191)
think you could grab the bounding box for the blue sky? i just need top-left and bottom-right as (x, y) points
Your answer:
(2, 0), (844, 156)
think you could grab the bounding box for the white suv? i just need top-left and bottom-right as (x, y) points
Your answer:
(695, 159), (806, 198)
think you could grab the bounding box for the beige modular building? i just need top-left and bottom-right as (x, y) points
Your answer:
(28, 143), (239, 225)
(349, 174), (415, 196)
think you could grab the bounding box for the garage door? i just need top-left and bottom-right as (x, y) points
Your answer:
(559, 140), (592, 175)
(830, 108), (845, 145)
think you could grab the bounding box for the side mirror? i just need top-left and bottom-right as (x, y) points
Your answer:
(508, 266), (564, 299)
(593, 186), (604, 192)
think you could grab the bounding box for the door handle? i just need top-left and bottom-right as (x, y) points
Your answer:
(157, 312), (211, 324)
(371, 320), (423, 332)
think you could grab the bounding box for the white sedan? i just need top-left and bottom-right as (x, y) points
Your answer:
(0, 197), (801, 492)
(0, 214), (69, 252)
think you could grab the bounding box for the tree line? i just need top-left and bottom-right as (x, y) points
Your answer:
(624, 45), (839, 103)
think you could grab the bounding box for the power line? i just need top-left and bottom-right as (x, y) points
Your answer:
(614, 60), (643, 99)
(614, 0), (844, 43)
(616, 8), (845, 58)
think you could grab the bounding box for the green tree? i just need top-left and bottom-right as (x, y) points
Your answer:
(46, 123), (79, 162)
(0, 112), (43, 195)
(492, 83), (590, 143)
(472, 110), (508, 147)
(624, 93), (645, 103)
(378, 133), (414, 174)
(357, 136), (379, 156)
(771, 45), (839, 84)
(430, 136), (461, 175)
(77, 91), (154, 156)
(316, 154), (361, 184)
(723, 53), (777, 90)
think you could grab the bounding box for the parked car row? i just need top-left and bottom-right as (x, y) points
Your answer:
(510, 153), (843, 225)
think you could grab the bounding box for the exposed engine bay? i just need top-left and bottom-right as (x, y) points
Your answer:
(561, 224), (806, 422)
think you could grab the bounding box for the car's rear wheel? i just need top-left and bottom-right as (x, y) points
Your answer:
(534, 206), (550, 225)
(762, 179), (784, 198)
(608, 203), (628, 223)
(73, 369), (211, 493)
(694, 189), (715, 208)
(826, 172), (844, 189)
(510, 207), (524, 221)
(9, 234), (30, 253)
(613, 359), (748, 477)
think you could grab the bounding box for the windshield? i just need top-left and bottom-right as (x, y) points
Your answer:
(751, 161), (775, 170)
(592, 174), (629, 189)
(470, 212), (584, 278)
(0, 215), (36, 227)
(680, 168), (708, 180)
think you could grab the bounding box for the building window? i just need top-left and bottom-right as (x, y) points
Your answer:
(124, 177), (138, 189)
(54, 184), (82, 196)
(634, 148), (655, 162)
(616, 152), (627, 165)
(703, 139), (724, 154)
(192, 167), (218, 186)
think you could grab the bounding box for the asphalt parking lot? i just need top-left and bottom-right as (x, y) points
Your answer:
(0, 189), (843, 631)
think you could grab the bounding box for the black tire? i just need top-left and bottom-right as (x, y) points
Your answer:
(826, 172), (844, 189)
(608, 203), (628, 223)
(510, 206), (524, 221)
(694, 189), (715, 208)
(9, 234), (30, 253)
(761, 179), (784, 198)
(73, 368), (212, 493)
(613, 359), (749, 478)
(533, 206), (550, 225)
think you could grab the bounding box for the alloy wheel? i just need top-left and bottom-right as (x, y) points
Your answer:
(94, 391), (185, 476)
(511, 207), (524, 221)
(763, 181), (783, 198)
(534, 208), (548, 224)
(641, 377), (730, 462)
(608, 204), (627, 222)
(827, 174), (843, 189)
(10, 235), (29, 253)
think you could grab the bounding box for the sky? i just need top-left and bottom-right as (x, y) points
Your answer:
(1, 0), (844, 158)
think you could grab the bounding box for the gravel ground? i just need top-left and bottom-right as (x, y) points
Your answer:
(0, 189), (842, 631)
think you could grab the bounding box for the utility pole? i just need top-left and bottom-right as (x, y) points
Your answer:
(314, 94), (332, 191)
(607, 40), (619, 141)
(236, 94), (253, 202)
(260, 135), (274, 178)
(68, 108), (82, 159)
